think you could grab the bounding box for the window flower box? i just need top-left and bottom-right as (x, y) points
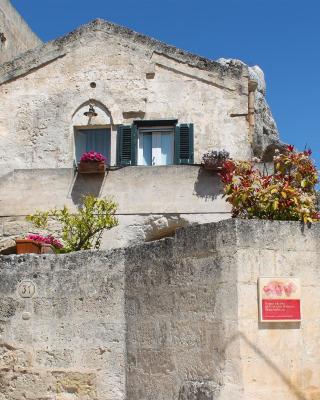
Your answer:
(78, 151), (107, 174)
(202, 163), (224, 171)
(15, 234), (63, 254)
(202, 150), (230, 171)
(15, 239), (55, 254)
(78, 160), (106, 174)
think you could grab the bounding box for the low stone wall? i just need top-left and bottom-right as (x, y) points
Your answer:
(0, 249), (127, 399)
(0, 219), (319, 399)
(0, 166), (230, 251)
(125, 222), (241, 400)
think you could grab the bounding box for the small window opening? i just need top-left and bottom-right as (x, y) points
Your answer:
(138, 127), (174, 166)
(75, 128), (111, 163)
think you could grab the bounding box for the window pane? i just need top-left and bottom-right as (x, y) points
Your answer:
(75, 131), (87, 162)
(137, 128), (174, 166)
(76, 129), (110, 162)
(143, 133), (152, 166)
(161, 132), (174, 165)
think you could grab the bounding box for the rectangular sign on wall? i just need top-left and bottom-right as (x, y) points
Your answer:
(258, 277), (301, 322)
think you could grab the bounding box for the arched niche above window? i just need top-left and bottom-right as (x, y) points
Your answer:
(72, 100), (112, 127)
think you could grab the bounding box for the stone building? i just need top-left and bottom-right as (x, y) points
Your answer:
(1, 4), (319, 400)
(0, 1), (279, 250)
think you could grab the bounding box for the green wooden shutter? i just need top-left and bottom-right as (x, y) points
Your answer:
(174, 123), (194, 164)
(117, 125), (137, 166)
(131, 124), (138, 166)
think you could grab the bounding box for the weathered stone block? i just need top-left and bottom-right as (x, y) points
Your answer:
(178, 380), (221, 400)
(53, 371), (97, 398)
(3, 220), (30, 237)
(0, 297), (22, 321)
(0, 345), (30, 371)
(135, 348), (175, 375)
(0, 220), (319, 400)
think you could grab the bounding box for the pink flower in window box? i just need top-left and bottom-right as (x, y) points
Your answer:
(16, 234), (63, 254)
(78, 151), (107, 174)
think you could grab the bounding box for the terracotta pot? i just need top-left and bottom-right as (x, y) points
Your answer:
(78, 161), (106, 174)
(15, 239), (42, 254)
(15, 240), (55, 255)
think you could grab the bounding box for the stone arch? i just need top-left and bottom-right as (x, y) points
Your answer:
(69, 95), (122, 125)
(69, 96), (122, 166)
(72, 99), (113, 127)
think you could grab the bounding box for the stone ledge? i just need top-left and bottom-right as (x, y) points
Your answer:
(0, 19), (245, 86)
(1, 218), (319, 263)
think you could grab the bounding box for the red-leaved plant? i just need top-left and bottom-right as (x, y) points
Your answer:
(219, 145), (319, 223)
(80, 151), (106, 163)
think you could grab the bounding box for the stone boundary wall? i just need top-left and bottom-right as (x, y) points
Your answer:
(0, 248), (127, 399)
(0, 219), (319, 399)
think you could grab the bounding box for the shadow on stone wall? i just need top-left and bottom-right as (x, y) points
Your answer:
(193, 168), (222, 200)
(70, 172), (106, 205)
(236, 332), (307, 400)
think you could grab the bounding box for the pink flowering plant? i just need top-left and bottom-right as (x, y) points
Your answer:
(26, 234), (63, 249)
(80, 151), (106, 163)
(219, 145), (319, 223)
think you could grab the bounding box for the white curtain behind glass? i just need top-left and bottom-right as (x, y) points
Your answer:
(138, 129), (174, 166)
(76, 129), (111, 162)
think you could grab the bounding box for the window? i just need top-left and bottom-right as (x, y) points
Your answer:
(138, 127), (174, 166)
(117, 120), (194, 166)
(75, 128), (111, 163)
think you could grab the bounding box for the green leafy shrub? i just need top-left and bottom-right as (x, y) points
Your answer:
(219, 145), (319, 223)
(26, 195), (118, 252)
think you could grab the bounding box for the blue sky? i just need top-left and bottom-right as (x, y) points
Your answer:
(11, 0), (320, 166)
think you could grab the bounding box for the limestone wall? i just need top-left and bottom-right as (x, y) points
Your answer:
(0, 20), (251, 178)
(0, 249), (127, 399)
(235, 221), (320, 400)
(125, 223), (242, 400)
(126, 220), (320, 399)
(0, 219), (319, 399)
(0, 0), (42, 64)
(0, 166), (230, 250)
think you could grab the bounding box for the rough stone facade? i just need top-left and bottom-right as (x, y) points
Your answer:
(0, 11), (280, 249)
(0, 219), (319, 399)
(0, 0), (42, 64)
(0, 19), (252, 176)
(217, 58), (279, 159)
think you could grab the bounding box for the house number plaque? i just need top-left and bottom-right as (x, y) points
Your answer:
(18, 280), (36, 298)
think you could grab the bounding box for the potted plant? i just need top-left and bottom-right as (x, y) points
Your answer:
(202, 149), (230, 171)
(15, 234), (64, 254)
(26, 195), (118, 252)
(78, 151), (107, 174)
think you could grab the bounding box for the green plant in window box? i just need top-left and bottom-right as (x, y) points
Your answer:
(26, 195), (118, 252)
